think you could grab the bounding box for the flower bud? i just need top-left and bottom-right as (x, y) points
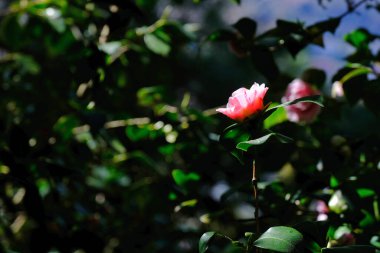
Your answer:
(331, 81), (345, 99)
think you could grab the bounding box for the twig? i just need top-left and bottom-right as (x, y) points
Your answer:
(252, 160), (260, 252)
(339, 0), (370, 18)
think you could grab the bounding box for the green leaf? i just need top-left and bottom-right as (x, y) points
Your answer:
(180, 199), (198, 207)
(306, 18), (340, 47)
(98, 41), (122, 55)
(199, 232), (216, 253)
(321, 245), (375, 253)
(233, 18), (257, 38)
(274, 133), (294, 144)
(253, 226), (303, 252)
(345, 29), (374, 49)
(236, 134), (274, 151)
(330, 175), (339, 188)
(222, 123), (240, 134)
(207, 29), (236, 41)
(266, 95), (323, 116)
(277, 20), (304, 34)
(370, 235), (380, 248)
(359, 209), (376, 228)
(339, 67), (372, 84)
(294, 221), (329, 248)
(144, 33), (171, 56)
(126, 125), (151, 142)
(264, 105), (287, 129)
(357, 188), (375, 198)
(47, 17), (66, 33)
(307, 18), (340, 35)
(53, 115), (80, 140)
(137, 86), (166, 107)
(236, 133), (293, 151)
(172, 169), (200, 187)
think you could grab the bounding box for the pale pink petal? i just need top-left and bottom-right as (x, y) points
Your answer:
(217, 83), (268, 121)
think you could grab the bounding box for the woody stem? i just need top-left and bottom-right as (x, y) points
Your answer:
(252, 160), (260, 252)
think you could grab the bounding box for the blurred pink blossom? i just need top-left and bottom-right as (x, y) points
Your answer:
(282, 79), (321, 123)
(336, 233), (356, 246)
(309, 200), (329, 221)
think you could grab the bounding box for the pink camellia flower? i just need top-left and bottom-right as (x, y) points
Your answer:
(282, 79), (321, 123)
(217, 83), (268, 122)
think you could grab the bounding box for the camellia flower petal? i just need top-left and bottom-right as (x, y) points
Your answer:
(281, 79), (321, 123)
(216, 83), (268, 121)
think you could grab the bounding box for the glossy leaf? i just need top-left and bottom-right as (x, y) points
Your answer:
(253, 226), (303, 252)
(237, 132), (293, 151)
(266, 95), (323, 116)
(144, 33), (171, 56)
(199, 232), (216, 253)
(264, 105), (287, 129)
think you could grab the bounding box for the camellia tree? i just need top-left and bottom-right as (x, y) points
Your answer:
(0, 0), (379, 253)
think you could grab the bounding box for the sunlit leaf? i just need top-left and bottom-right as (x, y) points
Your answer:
(144, 33), (171, 56)
(180, 199), (197, 207)
(264, 104), (287, 129)
(237, 133), (292, 151)
(330, 175), (339, 188)
(172, 169), (200, 187)
(265, 95), (323, 119)
(98, 41), (122, 55)
(253, 226), (303, 252)
(339, 67), (372, 84)
(370, 236), (380, 248)
(345, 29), (374, 49)
(199, 232), (216, 253)
(357, 188), (375, 198)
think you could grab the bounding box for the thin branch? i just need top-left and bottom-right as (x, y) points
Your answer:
(252, 160), (260, 252)
(339, 0), (370, 18)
